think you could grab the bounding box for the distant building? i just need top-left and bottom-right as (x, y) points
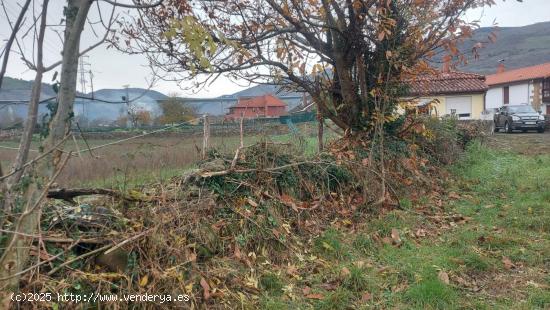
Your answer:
(225, 94), (288, 120)
(404, 71), (489, 119)
(486, 62), (550, 115)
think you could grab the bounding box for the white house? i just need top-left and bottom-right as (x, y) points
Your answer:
(404, 71), (488, 120)
(485, 62), (550, 115)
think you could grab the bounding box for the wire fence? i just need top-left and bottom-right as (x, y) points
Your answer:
(0, 116), (326, 189)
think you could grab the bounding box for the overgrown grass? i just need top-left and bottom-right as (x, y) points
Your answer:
(255, 141), (550, 309)
(15, 124), (548, 308)
(0, 128), (325, 187)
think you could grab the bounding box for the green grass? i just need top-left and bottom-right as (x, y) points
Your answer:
(342, 265), (369, 292)
(314, 228), (349, 260)
(81, 163), (195, 190)
(260, 273), (285, 296)
(528, 288), (550, 309)
(404, 277), (457, 309)
(316, 289), (353, 310)
(253, 141), (550, 309)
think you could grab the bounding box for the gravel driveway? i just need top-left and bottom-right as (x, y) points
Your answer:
(486, 131), (550, 155)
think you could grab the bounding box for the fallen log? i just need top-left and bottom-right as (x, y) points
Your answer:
(47, 188), (141, 204)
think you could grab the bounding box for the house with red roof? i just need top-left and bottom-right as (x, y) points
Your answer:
(486, 62), (550, 115)
(405, 71), (488, 119)
(225, 94), (288, 120)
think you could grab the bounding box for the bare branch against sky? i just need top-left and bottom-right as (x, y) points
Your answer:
(0, 0), (549, 98)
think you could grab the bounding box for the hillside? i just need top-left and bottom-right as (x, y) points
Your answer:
(0, 77), (57, 101)
(225, 84), (302, 98)
(91, 88), (167, 102)
(459, 22), (550, 74)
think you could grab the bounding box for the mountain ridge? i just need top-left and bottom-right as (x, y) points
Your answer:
(458, 21), (550, 74)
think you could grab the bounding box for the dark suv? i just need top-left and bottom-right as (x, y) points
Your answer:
(494, 105), (546, 133)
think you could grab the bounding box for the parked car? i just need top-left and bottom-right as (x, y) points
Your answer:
(494, 105), (546, 133)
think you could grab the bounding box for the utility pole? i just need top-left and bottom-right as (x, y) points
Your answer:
(78, 55), (91, 126)
(79, 56), (89, 94)
(88, 69), (94, 99)
(123, 84), (131, 128)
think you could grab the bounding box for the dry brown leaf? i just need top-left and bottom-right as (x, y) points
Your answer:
(30, 248), (54, 261)
(286, 265), (298, 276)
(200, 277), (211, 300)
(361, 292), (372, 302)
(280, 194), (298, 211)
(391, 228), (402, 245)
(187, 251), (197, 263)
(438, 271), (450, 285)
(341, 267), (350, 277)
(234, 245), (242, 259)
(502, 256), (515, 270)
(302, 286), (311, 295)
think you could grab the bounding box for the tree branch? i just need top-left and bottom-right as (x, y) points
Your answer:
(0, 0), (32, 87)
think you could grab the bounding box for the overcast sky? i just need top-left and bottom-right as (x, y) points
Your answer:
(1, 0), (549, 98)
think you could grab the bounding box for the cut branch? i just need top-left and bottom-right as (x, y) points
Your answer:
(47, 188), (145, 203)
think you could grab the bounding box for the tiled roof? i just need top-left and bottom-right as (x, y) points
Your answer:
(486, 62), (550, 86)
(407, 71), (488, 96)
(233, 94), (287, 108)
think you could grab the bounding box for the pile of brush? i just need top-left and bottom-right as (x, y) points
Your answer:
(18, 116), (472, 308)
(18, 142), (364, 308)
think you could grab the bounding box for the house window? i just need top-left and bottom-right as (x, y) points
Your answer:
(503, 86), (509, 105)
(543, 78), (550, 102)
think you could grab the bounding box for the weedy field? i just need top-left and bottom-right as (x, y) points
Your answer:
(7, 125), (550, 309)
(0, 122), (326, 188)
(254, 140), (550, 309)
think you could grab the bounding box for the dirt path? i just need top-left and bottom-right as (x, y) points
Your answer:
(486, 132), (550, 155)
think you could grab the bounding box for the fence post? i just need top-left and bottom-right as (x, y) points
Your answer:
(72, 134), (84, 161)
(317, 110), (324, 152)
(239, 114), (244, 148)
(202, 114), (210, 159)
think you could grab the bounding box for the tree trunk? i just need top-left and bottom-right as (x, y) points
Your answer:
(318, 114), (324, 152)
(1, 0), (47, 260)
(8, 66), (45, 186)
(0, 163), (5, 231)
(0, 0), (92, 301)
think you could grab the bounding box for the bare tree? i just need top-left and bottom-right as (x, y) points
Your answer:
(0, 0), (31, 89)
(0, 0), (164, 302)
(0, 0), (95, 295)
(4, 0), (50, 186)
(2, 0), (117, 187)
